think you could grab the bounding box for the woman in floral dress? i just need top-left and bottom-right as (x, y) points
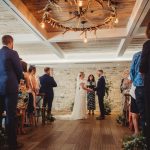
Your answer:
(87, 74), (96, 115)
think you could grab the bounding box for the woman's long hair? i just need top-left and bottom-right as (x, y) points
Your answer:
(87, 74), (95, 82)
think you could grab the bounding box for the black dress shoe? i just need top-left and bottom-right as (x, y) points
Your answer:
(96, 116), (105, 120)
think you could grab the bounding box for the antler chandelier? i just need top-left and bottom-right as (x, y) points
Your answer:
(40, 0), (118, 42)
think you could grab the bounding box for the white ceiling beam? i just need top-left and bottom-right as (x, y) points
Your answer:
(135, 27), (147, 37)
(1, 34), (41, 44)
(131, 1), (150, 36)
(117, 38), (132, 56)
(117, 0), (150, 56)
(48, 28), (127, 42)
(1, 0), (64, 58)
(44, 42), (64, 58)
(21, 53), (133, 65)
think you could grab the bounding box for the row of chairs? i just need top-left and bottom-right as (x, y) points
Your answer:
(0, 93), (53, 147)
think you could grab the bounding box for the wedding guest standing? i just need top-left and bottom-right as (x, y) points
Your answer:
(94, 70), (106, 120)
(130, 51), (145, 134)
(0, 35), (23, 149)
(40, 67), (57, 119)
(26, 65), (37, 126)
(87, 74), (96, 115)
(129, 83), (140, 136)
(140, 22), (150, 148)
(120, 69), (130, 112)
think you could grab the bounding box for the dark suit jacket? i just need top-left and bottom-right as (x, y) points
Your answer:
(39, 74), (57, 99)
(95, 76), (106, 97)
(140, 40), (150, 95)
(0, 46), (23, 95)
(140, 40), (150, 75)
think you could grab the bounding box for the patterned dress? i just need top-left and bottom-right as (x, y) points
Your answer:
(87, 81), (96, 110)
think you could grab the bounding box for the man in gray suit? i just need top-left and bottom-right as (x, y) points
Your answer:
(0, 35), (23, 149)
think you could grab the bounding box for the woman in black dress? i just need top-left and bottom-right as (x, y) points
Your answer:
(87, 74), (96, 115)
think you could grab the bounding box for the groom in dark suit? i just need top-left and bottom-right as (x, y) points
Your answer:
(95, 70), (106, 120)
(0, 35), (23, 149)
(40, 67), (57, 119)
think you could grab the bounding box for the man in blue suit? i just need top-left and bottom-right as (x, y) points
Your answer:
(40, 67), (57, 119)
(0, 35), (23, 149)
(94, 70), (106, 120)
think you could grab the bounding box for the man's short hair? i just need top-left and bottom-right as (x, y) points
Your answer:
(44, 67), (50, 73)
(2, 35), (13, 45)
(98, 70), (103, 74)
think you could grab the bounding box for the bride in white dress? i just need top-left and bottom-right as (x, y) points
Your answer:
(55, 72), (92, 120)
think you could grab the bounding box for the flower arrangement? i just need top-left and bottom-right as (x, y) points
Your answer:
(104, 98), (111, 115)
(116, 114), (127, 126)
(104, 77), (113, 115)
(70, 102), (74, 112)
(122, 135), (147, 150)
(0, 127), (7, 147)
(105, 79), (112, 97)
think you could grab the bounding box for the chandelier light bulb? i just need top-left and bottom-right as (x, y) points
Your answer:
(41, 22), (45, 28)
(115, 18), (119, 24)
(78, 0), (83, 7)
(84, 37), (88, 43)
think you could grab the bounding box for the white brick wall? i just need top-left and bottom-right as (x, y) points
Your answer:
(36, 62), (130, 112)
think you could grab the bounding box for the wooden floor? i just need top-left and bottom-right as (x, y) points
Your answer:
(18, 114), (131, 150)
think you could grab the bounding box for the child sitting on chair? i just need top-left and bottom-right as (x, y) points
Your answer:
(17, 79), (29, 134)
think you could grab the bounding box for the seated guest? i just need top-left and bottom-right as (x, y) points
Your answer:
(40, 67), (57, 119)
(0, 35), (23, 149)
(140, 22), (150, 148)
(17, 79), (28, 134)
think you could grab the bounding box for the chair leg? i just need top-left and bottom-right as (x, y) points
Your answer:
(42, 107), (46, 125)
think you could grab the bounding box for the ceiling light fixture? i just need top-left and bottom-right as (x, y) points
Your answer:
(41, 22), (45, 28)
(78, 0), (83, 7)
(114, 18), (119, 24)
(40, 0), (118, 40)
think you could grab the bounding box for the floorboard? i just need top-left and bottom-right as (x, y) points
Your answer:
(18, 114), (131, 150)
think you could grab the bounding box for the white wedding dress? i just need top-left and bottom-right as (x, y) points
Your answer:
(55, 76), (87, 120)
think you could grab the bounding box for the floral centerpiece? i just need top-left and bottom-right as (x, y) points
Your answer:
(122, 135), (147, 150)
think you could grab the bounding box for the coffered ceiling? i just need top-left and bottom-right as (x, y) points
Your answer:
(0, 0), (150, 64)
